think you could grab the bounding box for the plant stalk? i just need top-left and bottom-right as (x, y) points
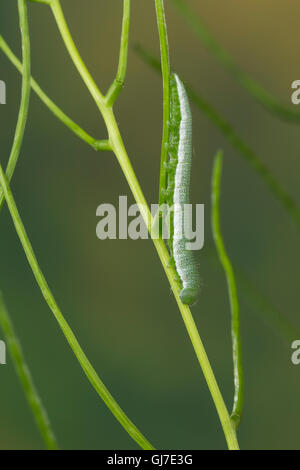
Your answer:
(0, 164), (154, 451)
(31, 0), (240, 449)
(0, 294), (58, 449)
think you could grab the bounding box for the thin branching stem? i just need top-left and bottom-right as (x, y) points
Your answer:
(0, 0), (58, 450)
(0, 36), (109, 151)
(18, 0), (240, 449)
(11, 9), (295, 349)
(0, 164), (154, 451)
(28, 0), (51, 4)
(0, 294), (58, 449)
(211, 152), (244, 429)
(134, 44), (300, 231)
(170, 0), (300, 123)
(155, 0), (171, 205)
(0, 0), (31, 215)
(105, 0), (131, 106)
(104, 126), (239, 450)
(48, 0), (117, 142)
(30, 0), (239, 449)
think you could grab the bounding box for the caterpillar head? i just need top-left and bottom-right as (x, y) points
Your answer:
(180, 286), (199, 306)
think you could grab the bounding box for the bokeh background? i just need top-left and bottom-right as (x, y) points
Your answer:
(1, 0), (300, 450)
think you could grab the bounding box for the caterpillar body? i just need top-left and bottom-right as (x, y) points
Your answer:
(164, 73), (200, 306)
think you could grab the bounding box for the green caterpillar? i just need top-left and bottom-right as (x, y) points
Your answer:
(164, 73), (201, 306)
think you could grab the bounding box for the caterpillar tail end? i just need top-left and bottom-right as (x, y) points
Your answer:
(180, 287), (199, 306)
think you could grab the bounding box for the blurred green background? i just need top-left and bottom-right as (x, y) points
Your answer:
(1, 0), (300, 450)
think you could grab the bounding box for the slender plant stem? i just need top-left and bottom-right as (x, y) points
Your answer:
(151, 4), (239, 441)
(155, 0), (171, 205)
(170, 0), (300, 123)
(107, 121), (239, 450)
(0, 165), (154, 451)
(24, 0), (299, 448)
(49, 0), (116, 138)
(0, 294), (58, 450)
(29, 0), (51, 4)
(0, 15), (149, 442)
(0, 0), (59, 450)
(0, 36), (109, 152)
(211, 152), (244, 429)
(134, 44), (300, 231)
(0, 0), (30, 216)
(32, 0), (239, 449)
(105, 0), (131, 106)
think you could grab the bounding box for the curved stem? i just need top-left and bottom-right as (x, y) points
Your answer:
(0, 35), (107, 151)
(0, 0), (58, 450)
(29, 0), (51, 4)
(105, 0), (131, 106)
(0, 0), (31, 214)
(35, 0), (239, 449)
(0, 294), (58, 450)
(0, 164), (154, 451)
(212, 152), (244, 428)
(155, 0), (171, 205)
(107, 116), (239, 450)
(49, 0), (116, 138)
